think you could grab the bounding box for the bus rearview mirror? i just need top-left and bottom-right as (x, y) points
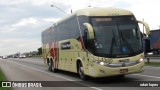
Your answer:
(83, 23), (95, 39)
(138, 20), (150, 36)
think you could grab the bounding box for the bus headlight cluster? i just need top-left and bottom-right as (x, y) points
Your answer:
(94, 60), (107, 66)
(99, 62), (105, 65)
(139, 58), (144, 62)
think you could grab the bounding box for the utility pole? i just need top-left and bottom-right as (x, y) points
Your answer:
(51, 5), (68, 14)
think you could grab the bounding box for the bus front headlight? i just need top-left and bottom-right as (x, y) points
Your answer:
(94, 61), (107, 66)
(99, 62), (105, 65)
(139, 58), (144, 62)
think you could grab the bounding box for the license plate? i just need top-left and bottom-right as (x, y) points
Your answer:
(120, 69), (128, 73)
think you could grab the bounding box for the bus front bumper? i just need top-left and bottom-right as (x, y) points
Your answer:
(87, 61), (144, 78)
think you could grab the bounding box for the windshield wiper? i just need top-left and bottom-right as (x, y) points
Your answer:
(109, 30), (116, 56)
(120, 32), (134, 55)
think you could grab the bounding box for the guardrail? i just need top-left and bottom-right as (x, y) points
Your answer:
(28, 55), (43, 58)
(145, 55), (160, 63)
(31, 56), (43, 58)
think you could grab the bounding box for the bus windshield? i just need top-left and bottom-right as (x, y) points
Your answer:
(90, 16), (143, 58)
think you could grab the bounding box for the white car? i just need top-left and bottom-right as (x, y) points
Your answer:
(2, 56), (8, 59)
(19, 55), (26, 58)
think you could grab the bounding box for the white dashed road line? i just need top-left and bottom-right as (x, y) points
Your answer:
(6, 60), (103, 90)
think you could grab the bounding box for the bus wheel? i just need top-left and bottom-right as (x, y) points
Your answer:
(78, 62), (86, 80)
(52, 62), (57, 72)
(48, 60), (52, 72)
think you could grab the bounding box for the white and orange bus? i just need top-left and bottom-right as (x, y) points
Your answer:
(42, 8), (150, 80)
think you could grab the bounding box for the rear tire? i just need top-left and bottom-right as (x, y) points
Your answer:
(48, 60), (53, 72)
(52, 62), (57, 73)
(48, 59), (57, 72)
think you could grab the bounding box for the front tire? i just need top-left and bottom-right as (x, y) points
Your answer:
(78, 62), (87, 80)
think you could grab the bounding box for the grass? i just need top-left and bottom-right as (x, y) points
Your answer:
(0, 68), (6, 81)
(145, 62), (160, 67)
(0, 68), (11, 90)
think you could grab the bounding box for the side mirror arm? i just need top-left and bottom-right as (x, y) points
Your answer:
(83, 23), (95, 39)
(138, 20), (150, 36)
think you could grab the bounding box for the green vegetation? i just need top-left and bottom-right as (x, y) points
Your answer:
(145, 62), (160, 67)
(0, 69), (5, 81)
(0, 68), (11, 90)
(37, 47), (42, 55)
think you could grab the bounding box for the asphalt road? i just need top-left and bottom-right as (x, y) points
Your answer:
(0, 58), (160, 90)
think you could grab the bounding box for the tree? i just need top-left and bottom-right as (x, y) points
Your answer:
(38, 47), (42, 55)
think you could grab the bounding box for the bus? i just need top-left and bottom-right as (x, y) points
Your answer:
(42, 8), (150, 80)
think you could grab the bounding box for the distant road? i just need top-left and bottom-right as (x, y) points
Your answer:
(0, 58), (160, 90)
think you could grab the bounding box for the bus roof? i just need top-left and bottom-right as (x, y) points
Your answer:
(57, 7), (133, 24)
(76, 7), (133, 16)
(43, 7), (133, 32)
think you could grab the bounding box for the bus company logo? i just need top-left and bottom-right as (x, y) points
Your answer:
(61, 42), (71, 50)
(122, 63), (126, 67)
(2, 82), (11, 87)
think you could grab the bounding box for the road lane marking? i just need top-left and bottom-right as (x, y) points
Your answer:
(6, 60), (103, 90)
(133, 74), (160, 79)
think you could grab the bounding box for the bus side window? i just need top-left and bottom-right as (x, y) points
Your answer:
(84, 29), (88, 47)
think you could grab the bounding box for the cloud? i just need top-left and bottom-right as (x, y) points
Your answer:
(12, 17), (38, 27)
(0, 38), (41, 55)
(0, 0), (25, 5)
(0, 26), (15, 33)
(89, 0), (160, 30)
(127, 0), (160, 29)
(1, 0), (160, 56)
(42, 18), (60, 23)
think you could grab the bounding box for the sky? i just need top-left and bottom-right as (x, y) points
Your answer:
(0, 0), (160, 56)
